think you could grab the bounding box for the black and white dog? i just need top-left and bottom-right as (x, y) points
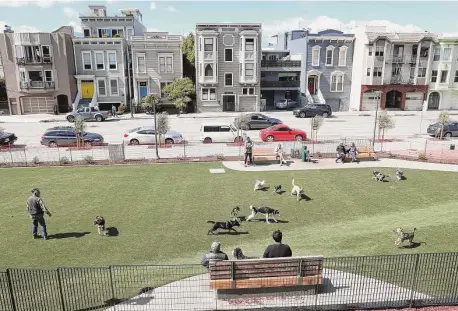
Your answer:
(393, 227), (416, 247)
(246, 205), (280, 224)
(93, 216), (106, 236)
(230, 206), (241, 222)
(372, 170), (389, 182)
(207, 220), (240, 235)
(273, 185), (282, 194)
(396, 168), (404, 181)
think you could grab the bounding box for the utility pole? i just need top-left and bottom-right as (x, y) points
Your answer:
(127, 44), (133, 118)
(152, 94), (159, 159)
(372, 90), (382, 147)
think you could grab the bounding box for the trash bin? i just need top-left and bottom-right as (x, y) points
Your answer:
(451, 144), (455, 150)
(301, 146), (308, 162)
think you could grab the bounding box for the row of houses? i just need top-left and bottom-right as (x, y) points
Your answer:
(0, 4), (457, 115)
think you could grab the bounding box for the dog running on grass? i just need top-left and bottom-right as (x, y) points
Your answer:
(93, 216), (106, 236)
(254, 180), (266, 191)
(291, 179), (304, 201)
(207, 220), (240, 235)
(230, 206), (241, 222)
(393, 227), (416, 247)
(273, 185), (282, 194)
(246, 205), (280, 224)
(372, 170), (390, 182)
(396, 168), (404, 181)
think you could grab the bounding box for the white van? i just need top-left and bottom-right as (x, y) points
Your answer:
(200, 123), (245, 143)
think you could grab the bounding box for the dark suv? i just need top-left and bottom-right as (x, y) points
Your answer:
(427, 122), (458, 138)
(293, 104), (332, 118)
(40, 127), (104, 147)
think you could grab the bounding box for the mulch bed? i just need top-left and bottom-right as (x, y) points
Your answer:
(357, 307), (458, 311)
(0, 145), (26, 152)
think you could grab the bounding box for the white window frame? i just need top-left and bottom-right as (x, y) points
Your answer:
(94, 51), (105, 71)
(442, 47), (452, 61)
(440, 70), (449, 83)
(44, 70), (53, 82)
(312, 46), (321, 67)
(82, 51), (92, 70)
(158, 53), (173, 73)
(245, 63), (254, 79)
(107, 51), (117, 70)
(338, 46), (347, 67)
(136, 53), (146, 74)
(109, 78), (119, 96)
(224, 72), (233, 87)
(41, 45), (50, 57)
(97, 78), (107, 97)
(83, 28), (91, 38)
(417, 67), (426, 78)
(325, 45), (335, 66)
(242, 87), (255, 95)
(224, 48), (233, 62)
(433, 47), (441, 61)
(431, 70), (438, 83)
(330, 72), (344, 92)
(201, 87), (216, 101)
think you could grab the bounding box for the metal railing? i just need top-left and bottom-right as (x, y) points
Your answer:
(1, 252), (458, 311)
(261, 60), (301, 68)
(261, 80), (300, 87)
(19, 81), (55, 90)
(16, 56), (52, 65)
(385, 75), (414, 85)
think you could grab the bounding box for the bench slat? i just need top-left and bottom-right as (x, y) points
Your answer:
(210, 258), (324, 267)
(210, 263), (323, 273)
(210, 276), (324, 289)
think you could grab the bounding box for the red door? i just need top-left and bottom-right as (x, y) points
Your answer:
(308, 77), (315, 95)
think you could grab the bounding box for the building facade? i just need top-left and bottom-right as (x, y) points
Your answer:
(131, 32), (183, 108)
(427, 37), (458, 110)
(0, 26), (77, 115)
(72, 5), (146, 111)
(195, 23), (262, 112)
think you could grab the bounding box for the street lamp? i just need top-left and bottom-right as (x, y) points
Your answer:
(372, 90), (382, 147)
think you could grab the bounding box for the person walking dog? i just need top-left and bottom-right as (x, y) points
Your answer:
(27, 188), (52, 240)
(244, 137), (253, 167)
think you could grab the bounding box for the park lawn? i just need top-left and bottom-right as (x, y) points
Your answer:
(0, 163), (458, 270)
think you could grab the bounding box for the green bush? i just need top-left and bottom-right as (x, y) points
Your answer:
(418, 153), (427, 161)
(83, 155), (94, 164)
(32, 156), (40, 164)
(60, 156), (70, 164)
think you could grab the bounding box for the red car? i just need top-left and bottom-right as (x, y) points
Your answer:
(260, 124), (307, 142)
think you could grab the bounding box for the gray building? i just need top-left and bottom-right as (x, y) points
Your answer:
(0, 26), (77, 115)
(195, 23), (262, 112)
(72, 5), (146, 111)
(131, 32), (183, 108)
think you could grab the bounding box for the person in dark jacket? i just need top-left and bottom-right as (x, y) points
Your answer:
(27, 188), (51, 240)
(244, 137), (253, 167)
(201, 241), (229, 269)
(263, 230), (292, 258)
(335, 143), (347, 164)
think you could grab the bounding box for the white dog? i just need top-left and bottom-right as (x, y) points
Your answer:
(254, 180), (266, 191)
(395, 168), (404, 181)
(291, 179), (304, 201)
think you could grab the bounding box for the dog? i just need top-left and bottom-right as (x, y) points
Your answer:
(372, 170), (390, 182)
(246, 205), (280, 224)
(207, 220), (240, 235)
(396, 168), (404, 181)
(273, 185), (282, 194)
(254, 180), (266, 191)
(291, 179), (304, 201)
(393, 227), (416, 247)
(93, 216), (106, 236)
(230, 206), (241, 222)
(232, 247), (248, 260)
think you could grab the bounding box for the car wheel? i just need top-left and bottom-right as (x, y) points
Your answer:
(444, 132), (452, 138)
(130, 139), (139, 145)
(299, 112), (306, 118)
(95, 115), (103, 122)
(165, 138), (174, 145)
(234, 136), (244, 143)
(267, 135), (274, 142)
(48, 141), (58, 148)
(322, 112), (329, 118)
(295, 135), (303, 142)
(67, 116), (75, 122)
(203, 137), (212, 144)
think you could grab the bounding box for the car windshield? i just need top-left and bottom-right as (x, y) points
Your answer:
(129, 127), (141, 133)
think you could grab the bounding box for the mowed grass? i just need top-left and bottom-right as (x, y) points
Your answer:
(1, 163), (458, 269)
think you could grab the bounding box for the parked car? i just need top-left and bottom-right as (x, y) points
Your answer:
(235, 113), (282, 130)
(427, 121), (458, 138)
(200, 123), (244, 143)
(260, 124), (307, 142)
(0, 130), (17, 145)
(40, 128), (104, 147)
(66, 107), (111, 122)
(274, 99), (298, 110)
(293, 104), (333, 118)
(123, 127), (184, 145)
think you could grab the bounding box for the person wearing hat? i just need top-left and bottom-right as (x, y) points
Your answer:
(27, 188), (52, 240)
(201, 241), (229, 269)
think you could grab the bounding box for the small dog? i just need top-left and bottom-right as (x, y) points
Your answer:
(291, 179), (304, 201)
(396, 168), (404, 181)
(230, 206), (241, 222)
(207, 220), (240, 235)
(246, 205), (280, 224)
(93, 216), (106, 236)
(393, 227), (416, 247)
(273, 185), (282, 194)
(254, 180), (266, 191)
(372, 170), (389, 182)
(232, 247), (248, 260)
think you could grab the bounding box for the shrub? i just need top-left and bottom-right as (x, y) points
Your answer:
(418, 153), (427, 161)
(216, 154), (225, 161)
(117, 105), (126, 114)
(60, 156), (70, 164)
(32, 156), (40, 164)
(83, 155), (94, 164)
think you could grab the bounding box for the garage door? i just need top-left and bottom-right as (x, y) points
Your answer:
(404, 92), (423, 111)
(22, 97), (55, 114)
(238, 95), (257, 112)
(361, 93), (377, 111)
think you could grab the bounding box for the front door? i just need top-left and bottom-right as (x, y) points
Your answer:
(139, 86), (148, 100)
(223, 95), (236, 112)
(386, 90), (402, 109)
(81, 81), (94, 99)
(308, 77), (316, 95)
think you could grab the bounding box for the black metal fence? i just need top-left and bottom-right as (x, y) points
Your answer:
(1, 252), (458, 311)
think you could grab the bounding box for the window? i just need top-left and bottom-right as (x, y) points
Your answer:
(431, 70), (438, 82)
(224, 73), (233, 86)
(107, 52), (117, 70)
(410, 67), (415, 79)
(204, 64), (213, 77)
(224, 48), (233, 62)
(204, 38), (213, 51)
(97, 79), (106, 96)
(433, 48), (441, 61)
(95, 52), (104, 70)
(417, 68), (426, 78)
(242, 87), (255, 95)
(338, 46), (347, 66)
(326, 49), (334, 66)
(368, 45), (373, 56)
(159, 55), (173, 73)
(110, 79), (118, 96)
(82, 52), (92, 70)
(312, 46), (320, 66)
(44, 70), (52, 82)
(440, 70), (448, 83)
(202, 88), (216, 101)
(15, 45), (23, 58)
(160, 82), (171, 97)
(373, 67), (382, 77)
(245, 63), (254, 79)
(41, 45), (50, 57)
(455, 71), (458, 83)
(442, 48), (452, 61)
(83, 29), (90, 38)
(392, 64), (402, 76)
(136, 54), (146, 73)
(245, 38), (254, 51)
(375, 46), (384, 57)
(127, 29), (133, 40)
(366, 68), (371, 76)
(330, 73), (344, 92)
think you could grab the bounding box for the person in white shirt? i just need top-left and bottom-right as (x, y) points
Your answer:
(274, 143), (287, 166)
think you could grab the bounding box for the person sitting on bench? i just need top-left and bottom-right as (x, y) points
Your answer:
(202, 241), (228, 269)
(263, 230), (292, 258)
(336, 143), (347, 164)
(274, 143), (287, 166)
(348, 142), (358, 162)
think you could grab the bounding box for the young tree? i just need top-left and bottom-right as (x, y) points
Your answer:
(310, 115), (324, 154)
(437, 110), (450, 139)
(141, 94), (162, 114)
(156, 112), (170, 145)
(0, 78), (7, 101)
(377, 109), (396, 141)
(163, 78), (195, 115)
(73, 115), (86, 148)
(182, 32), (196, 81)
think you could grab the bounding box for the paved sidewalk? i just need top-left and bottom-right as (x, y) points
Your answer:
(222, 158), (458, 172)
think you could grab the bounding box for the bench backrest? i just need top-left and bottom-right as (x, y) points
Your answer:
(209, 256), (324, 281)
(358, 146), (375, 153)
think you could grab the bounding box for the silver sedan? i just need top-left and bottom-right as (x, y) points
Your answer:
(123, 126), (184, 145)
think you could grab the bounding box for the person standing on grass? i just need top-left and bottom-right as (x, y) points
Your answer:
(111, 105), (118, 118)
(27, 188), (52, 240)
(263, 230), (292, 258)
(244, 137), (253, 167)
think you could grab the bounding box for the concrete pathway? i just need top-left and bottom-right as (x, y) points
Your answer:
(105, 269), (428, 311)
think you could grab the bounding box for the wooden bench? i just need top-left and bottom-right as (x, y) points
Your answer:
(252, 148), (280, 163)
(209, 256), (324, 292)
(344, 146), (376, 161)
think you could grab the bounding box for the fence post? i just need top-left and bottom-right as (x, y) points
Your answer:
(5, 269), (17, 311)
(24, 149), (27, 167)
(408, 253), (421, 307)
(69, 148), (73, 162)
(9, 149), (13, 166)
(424, 140), (428, 155)
(183, 141), (186, 159)
(108, 266), (116, 304)
(56, 268), (66, 311)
